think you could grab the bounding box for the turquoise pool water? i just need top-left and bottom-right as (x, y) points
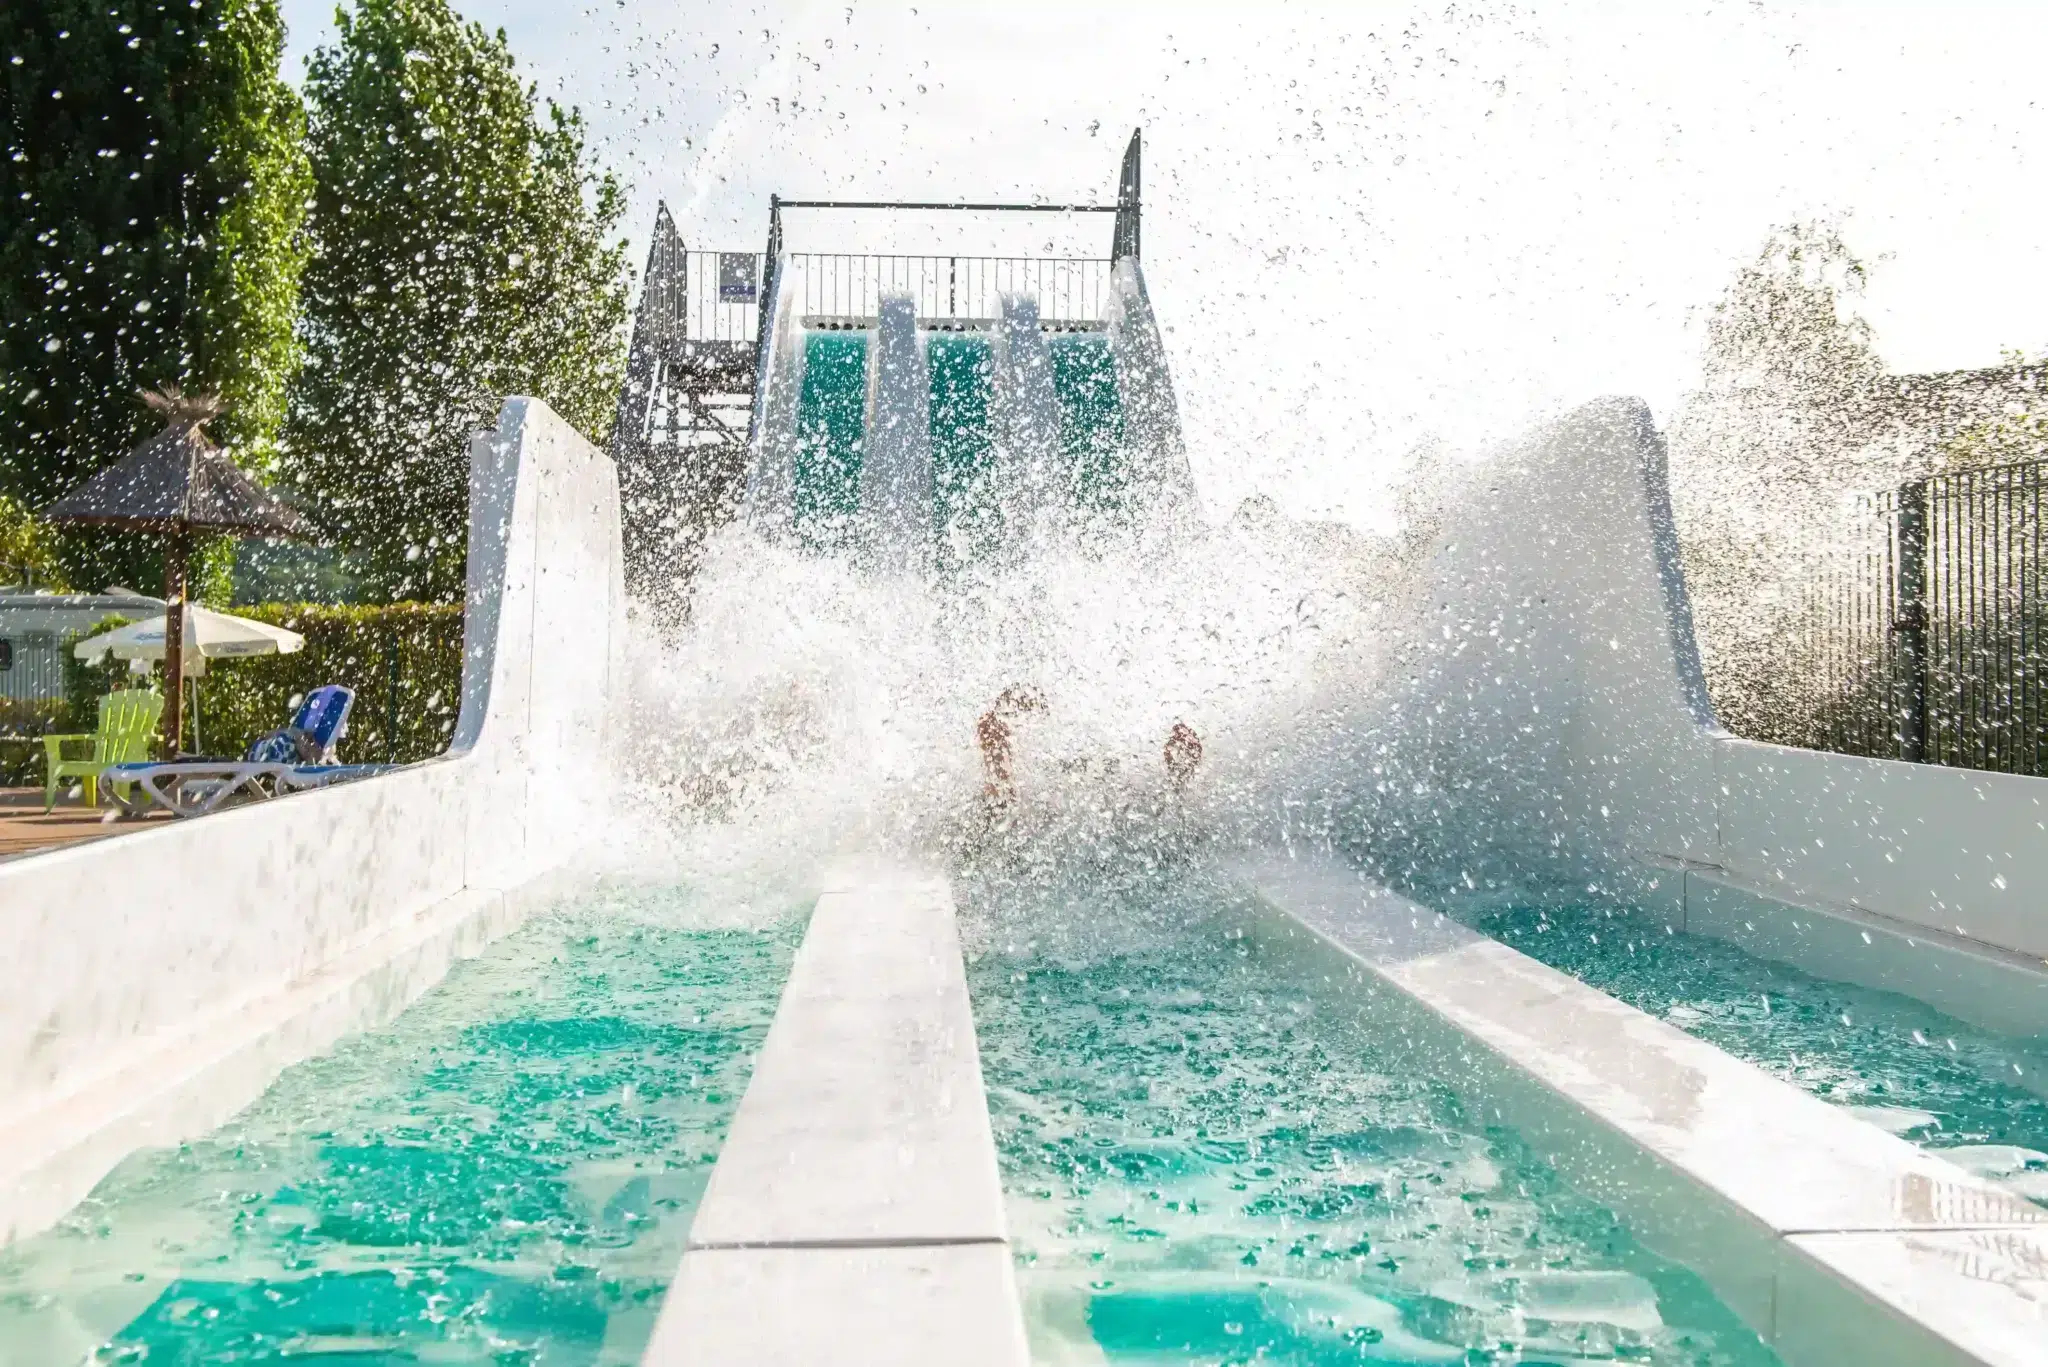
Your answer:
(1469, 900), (2048, 1200)
(963, 872), (1779, 1366)
(0, 888), (800, 1366)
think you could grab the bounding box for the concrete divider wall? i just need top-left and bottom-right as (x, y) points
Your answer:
(645, 861), (1029, 1366)
(743, 256), (803, 529)
(1366, 397), (2048, 1017)
(1105, 256), (1202, 521)
(0, 396), (623, 1243)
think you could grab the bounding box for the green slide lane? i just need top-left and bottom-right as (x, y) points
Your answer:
(1048, 333), (1127, 521)
(794, 331), (868, 550)
(791, 325), (1131, 563)
(926, 332), (995, 571)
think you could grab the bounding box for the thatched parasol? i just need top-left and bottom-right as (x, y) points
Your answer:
(43, 386), (313, 758)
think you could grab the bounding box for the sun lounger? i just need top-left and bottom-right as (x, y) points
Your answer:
(104, 685), (395, 818)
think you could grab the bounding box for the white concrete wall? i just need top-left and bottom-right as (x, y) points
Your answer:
(860, 293), (936, 573)
(1368, 397), (2048, 1027)
(0, 396), (623, 1244)
(744, 257), (804, 530)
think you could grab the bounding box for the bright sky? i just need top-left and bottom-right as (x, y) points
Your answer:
(278, 0), (2048, 527)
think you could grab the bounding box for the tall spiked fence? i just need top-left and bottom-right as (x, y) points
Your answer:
(1735, 455), (2048, 775)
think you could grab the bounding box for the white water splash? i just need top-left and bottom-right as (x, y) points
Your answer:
(608, 499), (1394, 888)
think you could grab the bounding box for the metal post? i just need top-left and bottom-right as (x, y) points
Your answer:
(1893, 478), (1930, 762)
(759, 196), (783, 338)
(1111, 129), (1142, 263)
(384, 629), (400, 764)
(746, 196), (784, 462)
(160, 530), (188, 759)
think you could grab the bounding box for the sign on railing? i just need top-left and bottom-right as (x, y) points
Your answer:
(717, 253), (758, 303)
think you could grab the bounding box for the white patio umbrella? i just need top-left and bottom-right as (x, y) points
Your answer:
(75, 607), (304, 751)
(75, 605), (304, 670)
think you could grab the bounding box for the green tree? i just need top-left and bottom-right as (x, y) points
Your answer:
(1697, 220), (1883, 416)
(1671, 222), (1890, 744)
(288, 0), (628, 602)
(0, 491), (67, 589)
(0, 0), (310, 594)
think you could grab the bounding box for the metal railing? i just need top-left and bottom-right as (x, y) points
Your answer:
(785, 253), (1112, 330)
(663, 250), (1115, 346)
(681, 249), (767, 346)
(1765, 457), (2048, 774)
(752, 130), (1139, 339)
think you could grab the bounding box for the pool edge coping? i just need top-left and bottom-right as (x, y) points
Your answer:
(1651, 858), (2048, 1041)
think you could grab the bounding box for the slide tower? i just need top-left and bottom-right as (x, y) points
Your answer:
(610, 131), (1196, 593)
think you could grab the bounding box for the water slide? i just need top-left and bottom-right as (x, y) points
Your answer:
(746, 256), (1193, 570)
(9, 147), (2048, 1367)
(7, 379), (2047, 1367)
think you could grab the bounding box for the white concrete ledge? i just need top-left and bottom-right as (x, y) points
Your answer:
(1245, 852), (2048, 1367)
(1654, 860), (2048, 1040)
(651, 1245), (1024, 1362)
(642, 862), (1027, 1366)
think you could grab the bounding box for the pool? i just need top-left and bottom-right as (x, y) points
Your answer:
(961, 867), (1781, 1366)
(1458, 897), (2048, 1205)
(0, 886), (801, 1366)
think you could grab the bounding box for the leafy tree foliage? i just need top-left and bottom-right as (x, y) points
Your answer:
(0, 491), (67, 589)
(0, 0), (310, 593)
(1934, 348), (2048, 473)
(287, 0), (628, 601)
(1697, 222), (1883, 421)
(1668, 223), (1889, 740)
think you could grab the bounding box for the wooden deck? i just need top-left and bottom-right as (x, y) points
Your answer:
(0, 787), (169, 861)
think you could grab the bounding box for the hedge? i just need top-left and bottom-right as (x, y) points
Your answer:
(0, 603), (462, 783)
(190, 604), (463, 764)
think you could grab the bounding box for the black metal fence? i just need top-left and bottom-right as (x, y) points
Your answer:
(1772, 457), (2048, 774)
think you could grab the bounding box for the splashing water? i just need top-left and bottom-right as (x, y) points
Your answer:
(613, 502), (1392, 888)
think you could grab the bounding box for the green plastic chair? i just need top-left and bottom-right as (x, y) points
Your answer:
(43, 689), (163, 812)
